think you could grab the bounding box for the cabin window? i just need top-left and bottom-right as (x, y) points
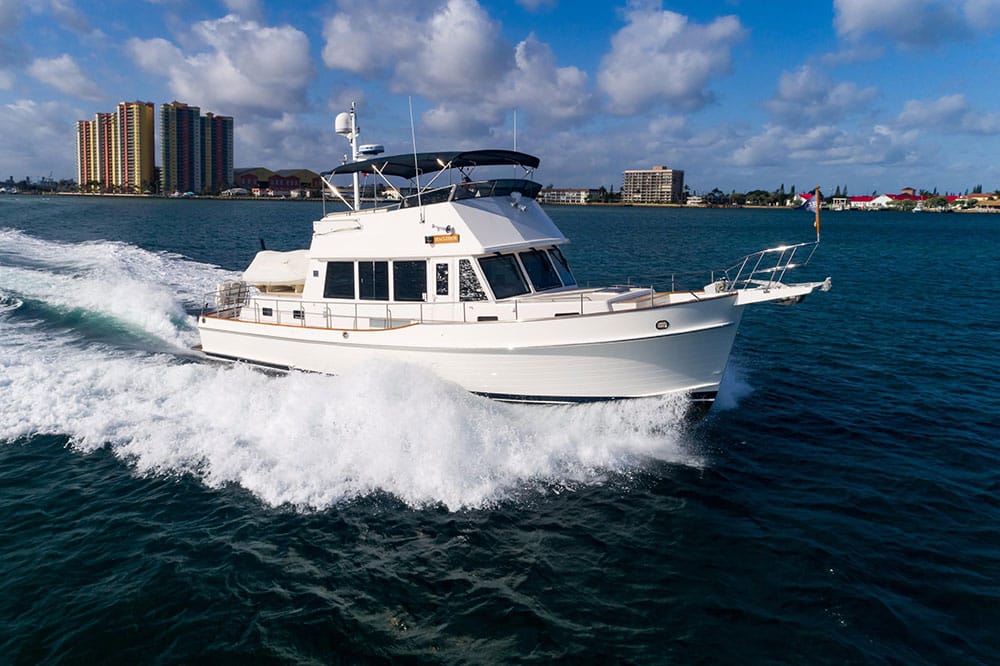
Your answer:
(548, 247), (575, 286)
(478, 254), (529, 299)
(261, 307), (273, 317)
(359, 260), (389, 300)
(459, 259), (486, 301)
(436, 263), (449, 296)
(519, 249), (562, 291)
(393, 260), (426, 301)
(324, 261), (355, 299)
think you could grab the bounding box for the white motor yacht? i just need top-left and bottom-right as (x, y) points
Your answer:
(197, 106), (831, 411)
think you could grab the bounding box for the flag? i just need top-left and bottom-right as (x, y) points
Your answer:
(803, 186), (821, 240)
(798, 193), (817, 213)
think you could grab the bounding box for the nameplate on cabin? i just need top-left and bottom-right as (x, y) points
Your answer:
(425, 233), (460, 245)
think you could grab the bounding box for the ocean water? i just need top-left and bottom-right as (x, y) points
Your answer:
(0, 195), (997, 664)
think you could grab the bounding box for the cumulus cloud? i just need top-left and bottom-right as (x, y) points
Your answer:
(235, 113), (335, 169)
(0, 100), (75, 179)
(896, 94), (1000, 134)
(834, 0), (1000, 47)
(764, 65), (878, 127)
(597, 2), (745, 114)
(27, 54), (104, 101)
(323, 0), (511, 100)
(46, 0), (92, 35)
(731, 122), (920, 169)
(323, 2), (590, 137)
(127, 14), (313, 116)
(222, 0), (264, 21)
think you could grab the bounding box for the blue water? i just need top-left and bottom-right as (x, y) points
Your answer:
(1, 195), (997, 664)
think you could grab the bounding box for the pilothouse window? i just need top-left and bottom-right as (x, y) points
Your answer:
(547, 247), (575, 286)
(324, 261), (355, 299)
(436, 263), (449, 296)
(519, 249), (562, 291)
(459, 259), (486, 301)
(478, 254), (529, 299)
(393, 260), (426, 301)
(359, 261), (389, 300)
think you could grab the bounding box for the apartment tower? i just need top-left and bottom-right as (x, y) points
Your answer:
(75, 103), (154, 193)
(200, 112), (234, 193)
(160, 101), (202, 194)
(622, 166), (685, 204)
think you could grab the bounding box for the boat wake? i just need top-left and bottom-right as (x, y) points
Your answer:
(0, 229), (703, 511)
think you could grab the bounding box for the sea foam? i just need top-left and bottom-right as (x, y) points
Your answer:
(1, 230), (700, 511)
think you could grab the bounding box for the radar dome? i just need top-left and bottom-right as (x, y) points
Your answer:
(335, 112), (352, 135)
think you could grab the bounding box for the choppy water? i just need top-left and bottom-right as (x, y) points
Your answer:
(1, 195), (997, 664)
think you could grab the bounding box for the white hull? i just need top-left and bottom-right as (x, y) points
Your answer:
(198, 294), (743, 403)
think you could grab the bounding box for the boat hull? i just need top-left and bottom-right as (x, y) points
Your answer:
(197, 294), (744, 405)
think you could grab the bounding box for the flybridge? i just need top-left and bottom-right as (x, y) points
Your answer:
(320, 103), (541, 212)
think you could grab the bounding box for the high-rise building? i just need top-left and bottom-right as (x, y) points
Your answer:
(75, 99), (233, 195)
(622, 166), (685, 204)
(75, 119), (98, 190)
(114, 101), (156, 193)
(160, 101), (202, 195)
(75, 104), (153, 193)
(201, 112), (234, 193)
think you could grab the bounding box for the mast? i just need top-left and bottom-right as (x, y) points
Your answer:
(814, 185), (821, 242)
(335, 103), (361, 211)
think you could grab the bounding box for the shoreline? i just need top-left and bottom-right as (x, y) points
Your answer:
(6, 191), (998, 213)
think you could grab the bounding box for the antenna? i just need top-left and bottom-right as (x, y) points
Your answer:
(408, 97), (423, 220)
(513, 108), (517, 152)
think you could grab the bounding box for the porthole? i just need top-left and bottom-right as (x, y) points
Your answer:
(655, 320), (669, 330)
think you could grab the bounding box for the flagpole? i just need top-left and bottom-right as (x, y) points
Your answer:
(814, 185), (821, 242)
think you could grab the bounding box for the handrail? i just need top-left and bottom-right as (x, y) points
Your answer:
(609, 240), (820, 294)
(199, 241), (820, 329)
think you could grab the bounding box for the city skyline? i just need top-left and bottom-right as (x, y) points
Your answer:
(75, 99), (233, 194)
(3, 1), (1000, 194)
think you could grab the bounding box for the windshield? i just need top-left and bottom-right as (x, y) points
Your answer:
(478, 254), (529, 299)
(519, 249), (562, 291)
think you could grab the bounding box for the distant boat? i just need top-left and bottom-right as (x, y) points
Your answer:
(196, 105), (831, 410)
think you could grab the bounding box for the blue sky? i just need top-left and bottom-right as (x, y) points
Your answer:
(2, 0), (1000, 194)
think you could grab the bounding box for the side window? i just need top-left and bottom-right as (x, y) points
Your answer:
(323, 261), (355, 298)
(359, 260), (389, 300)
(548, 247), (575, 286)
(459, 259), (486, 301)
(519, 249), (562, 291)
(393, 260), (426, 301)
(436, 263), (449, 296)
(478, 254), (530, 299)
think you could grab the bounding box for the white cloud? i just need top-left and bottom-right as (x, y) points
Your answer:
(222, 0), (264, 22)
(0, 100), (75, 179)
(47, 0), (91, 34)
(323, 3), (590, 139)
(764, 65), (878, 127)
(27, 54), (104, 101)
(597, 3), (745, 115)
(834, 0), (1000, 47)
(730, 122), (920, 169)
(0, 70), (12, 89)
(322, 0), (511, 101)
(896, 94), (1000, 134)
(419, 34), (592, 138)
(127, 15), (314, 116)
